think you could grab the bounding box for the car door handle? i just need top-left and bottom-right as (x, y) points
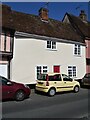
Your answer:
(64, 82), (66, 83)
(54, 82), (57, 84)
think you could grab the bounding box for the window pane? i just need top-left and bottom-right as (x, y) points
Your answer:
(52, 42), (56, 49)
(78, 46), (80, 55)
(43, 66), (47, 73)
(37, 66), (42, 79)
(74, 48), (77, 54)
(47, 41), (51, 48)
(0, 34), (5, 51)
(43, 66), (47, 69)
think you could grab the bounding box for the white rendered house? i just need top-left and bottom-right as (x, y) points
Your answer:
(11, 32), (86, 84)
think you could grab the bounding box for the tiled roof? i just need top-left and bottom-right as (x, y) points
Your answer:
(2, 4), (14, 30)
(66, 13), (90, 38)
(2, 4), (84, 43)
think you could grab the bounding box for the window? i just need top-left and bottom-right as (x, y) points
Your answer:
(74, 44), (81, 55)
(0, 33), (11, 52)
(68, 66), (77, 78)
(47, 41), (56, 50)
(36, 65), (48, 79)
(0, 76), (8, 85)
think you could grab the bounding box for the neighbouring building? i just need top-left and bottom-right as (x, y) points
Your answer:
(62, 10), (90, 74)
(1, 4), (87, 84)
(0, 4), (15, 78)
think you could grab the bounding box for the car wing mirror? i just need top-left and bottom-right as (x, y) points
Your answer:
(70, 78), (73, 82)
(7, 82), (12, 86)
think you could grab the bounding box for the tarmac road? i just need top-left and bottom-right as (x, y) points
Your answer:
(1, 87), (90, 119)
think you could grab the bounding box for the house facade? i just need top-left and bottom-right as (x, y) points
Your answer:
(0, 29), (14, 78)
(11, 32), (86, 84)
(1, 4), (87, 84)
(0, 5), (14, 78)
(62, 10), (90, 74)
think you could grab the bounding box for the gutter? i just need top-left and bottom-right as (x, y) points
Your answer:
(15, 31), (85, 46)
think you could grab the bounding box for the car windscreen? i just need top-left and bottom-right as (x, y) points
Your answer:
(0, 76), (9, 85)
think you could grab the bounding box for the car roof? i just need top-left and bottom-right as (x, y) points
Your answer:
(47, 73), (66, 76)
(0, 76), (9, 80)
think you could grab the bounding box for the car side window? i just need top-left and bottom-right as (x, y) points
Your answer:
(49, 74), (61, 81)
(2, 80), (7, 85)
(0, 79), (2, 85)
(62, 74), (73, 82)
(0, 77), (8, 85)
(85, 73), (90, 78)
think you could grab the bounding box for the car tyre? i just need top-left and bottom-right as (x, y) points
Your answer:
(74, 86), (79, 93)
(48, 88), (56, 97)
(15, 90), (25, 101)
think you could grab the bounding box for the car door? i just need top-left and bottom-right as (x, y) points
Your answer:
(49, 74), (65, 92)
(62, 74), (74, 91)
(83, 73), (90, 85)
(1, 77), (14, 99)
(0, 79), (2, 100)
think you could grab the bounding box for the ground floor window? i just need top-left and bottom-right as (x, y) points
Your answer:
(0, 64), (8, 78)
(36, 65), (48, 79)
(68, 66), (77, 78)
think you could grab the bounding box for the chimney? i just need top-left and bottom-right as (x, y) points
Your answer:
(79, 10), (87, 22)
(39, 7), (49, 21)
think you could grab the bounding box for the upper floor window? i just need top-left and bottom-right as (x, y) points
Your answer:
(0, 33), (12, 52)
(47, 41), (56, 50)
(74, 44), (81, 56)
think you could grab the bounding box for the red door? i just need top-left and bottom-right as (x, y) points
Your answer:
(53, 66), (60, 73)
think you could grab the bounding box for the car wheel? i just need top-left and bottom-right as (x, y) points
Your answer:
(15, 90), (25, 101)
(48, 88), (56, 96)
(74, 86), (79, 93)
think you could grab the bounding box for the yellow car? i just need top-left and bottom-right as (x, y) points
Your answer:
(35, 73), (80, 96)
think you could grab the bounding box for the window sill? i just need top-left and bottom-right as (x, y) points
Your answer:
(46, 48), (57, 51)
(74, 54), (81, 57)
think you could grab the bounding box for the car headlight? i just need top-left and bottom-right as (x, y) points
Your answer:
(24, 84), (30, 88)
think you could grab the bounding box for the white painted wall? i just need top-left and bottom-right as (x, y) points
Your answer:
(11, 36), (86, 84)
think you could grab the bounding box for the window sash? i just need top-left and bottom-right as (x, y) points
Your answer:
(74, 44), (81, 55)
(0, 33), (12, 52)
(47, 41), (51, 49)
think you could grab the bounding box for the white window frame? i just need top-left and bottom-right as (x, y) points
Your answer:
(68, 66), (77, 78)
(36, 65), (48, 79)
(74, 44), (81, 56)
(46, 40), (57, 50)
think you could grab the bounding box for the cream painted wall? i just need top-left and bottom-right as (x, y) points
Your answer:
(11, 37), (86, 84)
